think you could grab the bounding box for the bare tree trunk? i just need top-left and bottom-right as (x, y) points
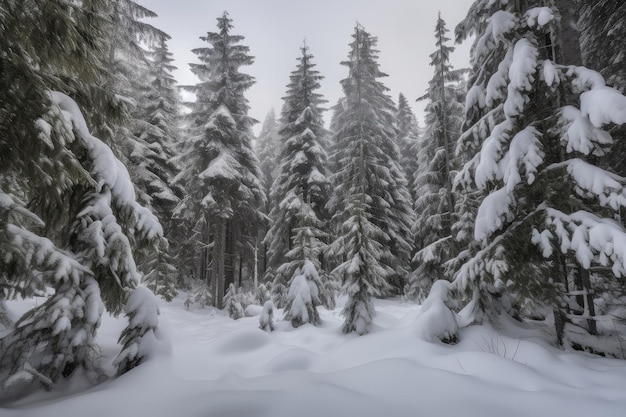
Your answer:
(555, 0), (583, 67)
(576, 266), (597, 335)
(213, 219), (226, 309)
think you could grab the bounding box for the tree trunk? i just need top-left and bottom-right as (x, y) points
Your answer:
(577, 266), (597, 335)
(555, 0), (583, 67)
(213, 219), (226, 309)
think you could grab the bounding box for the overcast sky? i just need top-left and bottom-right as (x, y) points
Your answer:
(141, 0), (472, 134)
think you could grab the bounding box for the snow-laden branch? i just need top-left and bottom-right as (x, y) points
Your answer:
(539, 208), (626, 276)
(49, 92), (163, 241)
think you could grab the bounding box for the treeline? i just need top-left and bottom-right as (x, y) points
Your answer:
(1, 0), (626, 396)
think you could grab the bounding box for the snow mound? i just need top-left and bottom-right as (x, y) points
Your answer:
(213, 328), (273, 354)
(414, 280), (459, 344)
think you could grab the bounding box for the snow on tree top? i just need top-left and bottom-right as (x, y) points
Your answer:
(475, 10), (516, 63)
(525, 7), (554, 28)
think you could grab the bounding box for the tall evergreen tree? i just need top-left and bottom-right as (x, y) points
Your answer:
(328, 25), (414, 335)
(0, 0), (163, 392)
(134, 35), (181, 301)
(265, 44), (332, 308)
(254, 110), (280, 280)
(256, 109), (281, 211)
(449, 0), (626, 346)
(407, 14), (465, 299)
(394, 93), (420, 195)
(174, 12), (264, 309)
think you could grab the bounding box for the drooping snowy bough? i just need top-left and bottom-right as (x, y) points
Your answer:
(0, 92), (163, 392)
(448, 0), (626, 347)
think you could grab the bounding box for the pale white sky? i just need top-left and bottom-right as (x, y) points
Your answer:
(141, 0), (472, 134)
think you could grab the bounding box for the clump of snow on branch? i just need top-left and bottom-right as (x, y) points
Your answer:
(504, 38), (538, 118)
(485, 49), (513, 107)
(580, 86), (626, 127)
(475, 11), (517, 63)
(502, 126), (544, 190)
(563, 159), (626, 210)
(542, 60), (559, 87)
(524, 7), (554, 28)
(538, 209), (626, 276)
(560, 106), (612, 155)
(474, 188), (514, 241)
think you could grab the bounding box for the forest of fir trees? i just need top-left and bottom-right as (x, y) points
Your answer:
(1, 0), (626, 395)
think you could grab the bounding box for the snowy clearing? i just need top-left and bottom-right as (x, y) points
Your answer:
(2, 295), (626, 417)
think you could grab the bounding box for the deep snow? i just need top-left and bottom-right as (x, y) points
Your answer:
(2, 294), (626, 417)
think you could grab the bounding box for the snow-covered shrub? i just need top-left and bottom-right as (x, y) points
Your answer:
(259, 300), (275, 332)
(256, 282), (272, 305)
(415, 280), (459, 344)
(187, 282), (213, 310)
(284, 261), (321, 327)
(224, 284), (245, 320)
(115, 286), (164, 375)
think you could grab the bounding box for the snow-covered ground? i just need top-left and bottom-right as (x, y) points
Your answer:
(2, 294), (626, 417)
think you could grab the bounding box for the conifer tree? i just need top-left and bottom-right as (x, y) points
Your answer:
(395, 93), (420, 194)
(134, 35), (181, 301)
(0, 1), (164, 391)
(407, 14), (465, 299)
(256, 109), (281, 210)
(329, 25), (414, 335)
(265, 44), (332, 308)
(254, 110), (280, 280)
(284, 260), (322, 327)
(174, 12), (264, 309)
(450, 0), (626, 346)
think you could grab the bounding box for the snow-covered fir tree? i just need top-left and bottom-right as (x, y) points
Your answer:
(284, 260), (322, 327)
(328, 25), (415, 335)
(254, 110), (280, 281)
(394, 93), (421, 195)
(134, 34), (181, 301)
(259, 300), (275, 332)
(0, 1), (164, 392)
(174, 12), (264, 309)
(115, 286), (163, 375)
(256, 109), (281, 211)
(224, 283), (245, 320)
(448, 0), (626, 347)
(407, 14), (466, 300)
(265, 44), (333, 308)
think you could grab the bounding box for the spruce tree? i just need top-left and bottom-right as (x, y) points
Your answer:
(265, 44), (332, 308)
(0, 1), (164, 392)
(407, 14), (465, 299)
(254, 110), (280, 281)
(394, 93), (420, 195)
(256, 109), (281, 211)
(174, 12), (264, 309)
(329, 25), (414, 335)
(450, 0), (626, 346)
(134, 35), (181, 301)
